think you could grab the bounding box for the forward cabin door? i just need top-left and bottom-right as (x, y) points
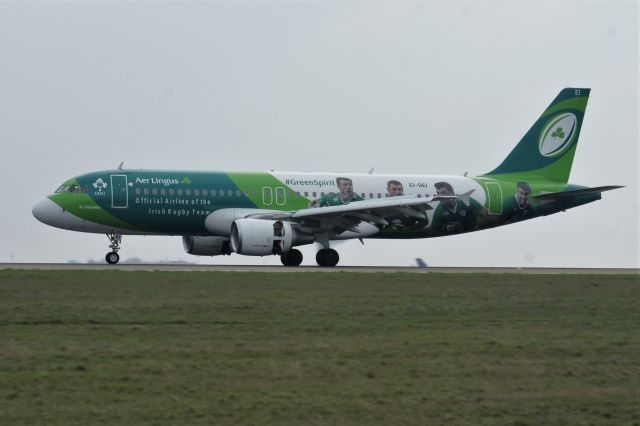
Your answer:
(110, 175), (129, 208)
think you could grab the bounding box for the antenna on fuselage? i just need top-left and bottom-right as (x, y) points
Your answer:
(368, 166), (375, 175)
(118, 161), (124, 170)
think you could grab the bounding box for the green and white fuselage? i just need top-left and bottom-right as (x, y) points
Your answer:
(32, 88), (621, 266)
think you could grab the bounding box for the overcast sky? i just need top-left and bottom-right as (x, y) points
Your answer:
(1, 1), (637, 267)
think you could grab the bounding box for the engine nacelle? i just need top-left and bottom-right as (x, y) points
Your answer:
(230, 219), (295, 256)
(205, 208), (281, 236)
(182, 236), (232, 256)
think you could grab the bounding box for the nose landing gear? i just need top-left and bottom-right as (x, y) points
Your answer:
(105, 233), (122, 264)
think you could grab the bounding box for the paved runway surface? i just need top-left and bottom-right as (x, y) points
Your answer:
(0, 263), (637, 274)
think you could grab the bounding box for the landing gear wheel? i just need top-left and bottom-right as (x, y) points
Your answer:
(105, 233), (122, 265)
(316, 248), (339, 267)
(281, 249), (303, 267)
(105, 251), (120, 264)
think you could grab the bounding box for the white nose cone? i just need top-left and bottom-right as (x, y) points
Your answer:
(32, 197), (63, 227)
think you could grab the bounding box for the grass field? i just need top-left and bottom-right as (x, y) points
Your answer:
(0, 270), (637, 425)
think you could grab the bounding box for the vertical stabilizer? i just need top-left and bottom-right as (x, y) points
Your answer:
(484, 88), (590, 183)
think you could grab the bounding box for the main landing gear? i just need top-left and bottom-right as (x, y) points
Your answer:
(279, 248), (340, 267)
(280, 249), (303, 266)
(105, 233), (122, 265)
(316, 248), (339, 267)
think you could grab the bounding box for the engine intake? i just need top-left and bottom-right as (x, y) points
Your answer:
(230, 219), (294, 256)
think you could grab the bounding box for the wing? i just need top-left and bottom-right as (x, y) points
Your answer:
(247, 194), (460, 238)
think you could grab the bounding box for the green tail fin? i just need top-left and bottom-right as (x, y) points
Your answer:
(484, 88), (590, 183)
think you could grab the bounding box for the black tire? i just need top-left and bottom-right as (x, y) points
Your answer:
(316, 248), (339, 267)
(105, 252), (120, 265)
(281, 249), (303, 266)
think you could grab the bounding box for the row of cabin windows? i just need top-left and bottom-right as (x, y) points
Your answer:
(133, 187), (431, 199)
(135, 187), (246, 197)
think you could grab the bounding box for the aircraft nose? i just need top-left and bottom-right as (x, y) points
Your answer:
(32, 197), (63, 226)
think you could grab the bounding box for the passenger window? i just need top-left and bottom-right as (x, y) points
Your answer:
(160, 189), (166, 196)
(219, 189), (225, 197)
(312, 192), (317, 197)
(186, 189), (191, 196)
(144, 188), (149, 195)
(417, 194), (422, 198)
(135, 188), (141, 195)
(236, 190), (242, 197)
(194, 189), (200, 196)
(227, 190), (233, 197)
(369, 193), (373, 199)
(202, 189), (208, 196)
(304, 191), (309, 197)
(169, 189), (175, 196)
(152, 188), (158, 195)
(377, 193), (381, 198)
(320, 192), (325, 197)
(211, 190), (216, 197)
(177, 189), (183, 196)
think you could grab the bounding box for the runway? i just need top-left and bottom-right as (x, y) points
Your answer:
(0, 263), (637, 274)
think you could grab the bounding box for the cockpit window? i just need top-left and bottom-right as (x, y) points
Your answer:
(55, 184), (89, 194)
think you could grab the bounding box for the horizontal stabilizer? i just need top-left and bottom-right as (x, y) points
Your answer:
(533, 185), (624, 200)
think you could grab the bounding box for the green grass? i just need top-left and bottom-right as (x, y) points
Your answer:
(0, 270), (638, 425)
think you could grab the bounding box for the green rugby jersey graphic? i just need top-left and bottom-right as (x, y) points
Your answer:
(431, 198), (485, 234)
(317, 192), (364, 207)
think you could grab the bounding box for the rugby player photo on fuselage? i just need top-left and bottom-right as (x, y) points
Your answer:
(383, 180), (429, 231)
(430, 181), (489, 234)
(310, 177), (364, 207)
(501, 181), (536, 224)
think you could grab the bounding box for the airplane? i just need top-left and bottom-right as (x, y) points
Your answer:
(32, 88), (622, 266)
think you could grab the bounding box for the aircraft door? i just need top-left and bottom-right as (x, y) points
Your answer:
(111, 175), (129, 208)
(485, 181), (503, 215)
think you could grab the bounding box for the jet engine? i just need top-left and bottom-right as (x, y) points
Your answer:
(182, 236), (232, 256)
(230, 219), (298, 256)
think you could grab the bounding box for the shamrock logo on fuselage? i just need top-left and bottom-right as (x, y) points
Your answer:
(551, 127), (565, 139)
(93, 178), (108, 190)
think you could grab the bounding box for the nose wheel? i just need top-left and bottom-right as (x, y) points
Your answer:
(105, 233), (122, 265)
(106, 251), (120, 264)
(316, 248), (339, 267)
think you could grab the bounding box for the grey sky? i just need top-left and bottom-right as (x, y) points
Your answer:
(1, 1), (637, 267)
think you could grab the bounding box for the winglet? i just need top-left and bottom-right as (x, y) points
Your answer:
(457, 189), (476, 206)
